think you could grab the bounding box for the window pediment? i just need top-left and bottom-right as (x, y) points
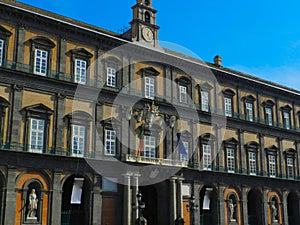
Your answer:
(200, 133), (216, 144)
(284, 148), (297, 156)
(224, 137), (239, 147)
(138, 67), (160, 76)
(197, 82), (213, 91)
(265, 145), (279, 155)
(263, 100), (275, 107)
(245, 141), (259, 151)
(23, 103), (53, 116)
(0, 97), (9, 108)
(175, 75), (192, 85)
(222, 89), (235, 97)
(0, 25), (12, 38)
(30, 36), (55, 49)
(101, 117), (121, 129)
(64, 110), (92, 125)
(67, 48), (93, 59)
(242, 95), (256, 102)
(280, 105), (292, 112)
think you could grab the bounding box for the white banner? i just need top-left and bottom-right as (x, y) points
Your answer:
(71, 178), (84, 204)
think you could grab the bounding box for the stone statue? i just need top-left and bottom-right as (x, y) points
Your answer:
(228, 198), (236, 221)
(271, 200), (278, 222)
(27, 189), (38, 219)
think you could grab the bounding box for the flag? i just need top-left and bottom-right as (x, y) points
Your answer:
(177, 133), (187, 158)
(137, 125), (144, 156)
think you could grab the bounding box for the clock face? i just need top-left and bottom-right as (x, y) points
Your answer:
(142, 27), (154, 42)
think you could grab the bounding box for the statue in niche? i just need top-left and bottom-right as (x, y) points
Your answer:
(271, 200), (278, 222)
(228, 198), (236, 221)
(27, 189), (38, 219)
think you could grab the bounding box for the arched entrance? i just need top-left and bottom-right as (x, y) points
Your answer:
(199, 185), (217, 225)
(61, 175), (92, 225)
(247, 189), (263, 225)
(139, 185), (158, 225)
(287, 192), (299, 225)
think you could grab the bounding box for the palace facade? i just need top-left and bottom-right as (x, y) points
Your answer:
(0, 0), (299, 225)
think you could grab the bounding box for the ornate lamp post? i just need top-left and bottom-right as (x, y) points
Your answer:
(186, 194), (199, 225)
(132, 192), (146, 225)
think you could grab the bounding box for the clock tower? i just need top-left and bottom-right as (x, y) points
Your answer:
(130, 0), (160, 47)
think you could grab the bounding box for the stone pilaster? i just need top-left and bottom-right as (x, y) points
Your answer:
(4, 167), (17, 225)
(92, 175), (102, 225)
(218, 185), (225, 225)
(55, 93), (66, 151)
(238, 130), (246, 173)
(241, 185), (248, 225)
(94, 102), (104, 159)
(10, 84), (23, 146)
(259, 134), (266, 176)
(281, 190), (289, 225)
(262, 188), (269, 225)
(51, 171), (62, 225)
(277, 138), (284, 178)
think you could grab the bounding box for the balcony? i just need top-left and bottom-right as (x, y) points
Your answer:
(123, 154), (188, 167)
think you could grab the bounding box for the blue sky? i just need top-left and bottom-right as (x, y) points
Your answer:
(18, 0), (300, 90)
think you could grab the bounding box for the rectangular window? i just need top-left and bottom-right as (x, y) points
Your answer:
(71, 125), (85, 157)
(248, 151), (257, 175)
(34, 49), (48, 76)
(102, 177), (118, 192)
(0, 39), (3, 66)
(180, 141), (189, 161)
(287, 157), (294, 179)
(74, 59), (87, 84)
(226, 148), (235, 173)
(105, 130), (116, 156)
(145, 77), (155, 99)
(179, 85), (187, 104)
(224, 97), (232, 117)
(107, 67), (116, 87)
(283, 112), (290, 130)
(143, 135), (156, 158)
(268, 155), (276, 178)
(265, 107), (273, 125)
(202, 144), (212, 170)
(201, 91), (209, 112)
(29, 118), (45, 153)
(245, 102), (254, 121)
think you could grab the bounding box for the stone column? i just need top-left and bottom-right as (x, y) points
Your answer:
(92, 175), (102, 225)
(123, 174), (131, 225)
(241, 185), (249, 225)
(193, 183), (200, 225)
(4, 167), (17, 225)
(132, 174), (140, 221)
(176, 177), (184, 217)
(51, 171), (62, 225)
(169, 177), (177, 224)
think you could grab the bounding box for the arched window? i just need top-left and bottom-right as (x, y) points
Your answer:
(145, 11), (151, 23)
